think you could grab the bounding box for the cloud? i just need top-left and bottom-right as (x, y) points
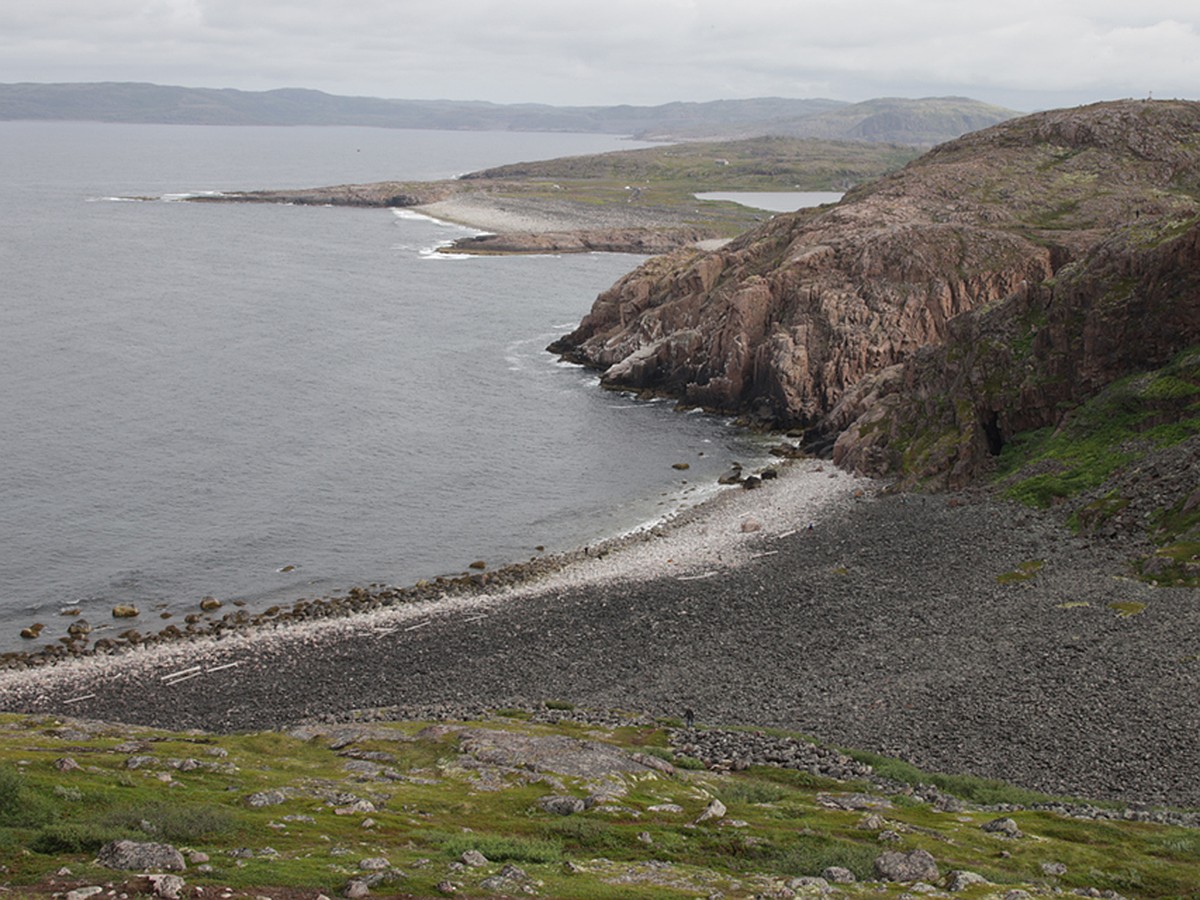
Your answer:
(1, 0), (1197, 109)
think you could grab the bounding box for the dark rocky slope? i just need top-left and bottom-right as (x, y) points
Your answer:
(549, 100), (1200, 480)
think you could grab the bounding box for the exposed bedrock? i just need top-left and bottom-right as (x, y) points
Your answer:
(549, 100), (1200, 483)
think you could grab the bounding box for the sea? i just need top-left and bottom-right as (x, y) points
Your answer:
(0, 121), (787, 652)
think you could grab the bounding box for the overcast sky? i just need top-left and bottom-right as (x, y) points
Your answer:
(3, 0), (1198, 112)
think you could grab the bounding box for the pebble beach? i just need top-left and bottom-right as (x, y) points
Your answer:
(1, 460), (1197, 811)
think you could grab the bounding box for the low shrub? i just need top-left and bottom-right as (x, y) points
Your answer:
(771, 835), (877, 879)
(439, 832), (562, 863)
(31, 823), (123, 854)
(101, 801), (236, 841)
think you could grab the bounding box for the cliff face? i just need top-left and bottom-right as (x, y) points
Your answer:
(550, 100), (1200, 481)
(830, 221), (1200, 485)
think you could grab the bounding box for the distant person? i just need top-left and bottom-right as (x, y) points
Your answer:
(685, 707), (695, 729)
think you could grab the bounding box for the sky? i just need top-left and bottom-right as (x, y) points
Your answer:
(2, 0), (1198, 112)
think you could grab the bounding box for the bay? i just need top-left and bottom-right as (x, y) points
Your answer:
(0, 123), (775, 652)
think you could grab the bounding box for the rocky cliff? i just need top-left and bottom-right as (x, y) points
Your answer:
(550, 100), (1200, 484)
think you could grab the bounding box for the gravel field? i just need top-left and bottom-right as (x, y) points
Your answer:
(2, 462), (1197, 810)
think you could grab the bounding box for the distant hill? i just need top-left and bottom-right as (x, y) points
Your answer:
(756, 96), (1021, 147)
(635, 96), (1020, 146)
(0, 82), (1017, 146)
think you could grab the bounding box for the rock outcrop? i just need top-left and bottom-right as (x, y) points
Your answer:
(96, 840), (186, 872)
(549, 100), (1200, 483)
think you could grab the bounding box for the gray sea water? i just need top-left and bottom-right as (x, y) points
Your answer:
(0, 122), (777, 652)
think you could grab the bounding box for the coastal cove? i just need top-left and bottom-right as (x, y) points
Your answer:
(3, 106), (1197, 822)
(0, 122), (778, 653)
(3, 460), (1198, 811)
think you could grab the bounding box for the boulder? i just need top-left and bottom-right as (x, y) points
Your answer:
(946, 870), (990, 891)
(857, 812), (887, 830)
(788, 876), (830, 890)
(246, 789), (288, 807)
(111, 605), (140, 618)
(146, 874), (186, 900)
(821, 866), (856, 884)
(96, 840), (186, 872)
(538, 794), (587, 816)
(460, 849), (488, 867)
(982, 816), (1022, 837)
(695, 798), (727, 823)
(873, 848), (939, 883)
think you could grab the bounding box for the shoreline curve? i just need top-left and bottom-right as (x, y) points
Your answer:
(1, 461), (1198, 810)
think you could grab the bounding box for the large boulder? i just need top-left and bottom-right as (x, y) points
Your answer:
(873, 848), (939, 883)
(537, 795), (587, 816)
(96, 840), (186, 872)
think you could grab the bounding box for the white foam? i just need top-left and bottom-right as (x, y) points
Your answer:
(159, 191), (226, 202)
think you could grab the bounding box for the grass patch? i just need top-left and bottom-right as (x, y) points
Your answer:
(99, 800), (237, 842)
(539, 817), (626, 853)
(996, 345), (1200, 509)
(30, 822), (126, 854)
(438, 832), (563, 863)
(718, 778), (790, 806)
(843, 749), (1058, 806)
(996, 559), (1046, 584)
(0, 765), (55, 827)
(1108, 601), (1147, 618)
(770, 835), (878, 880)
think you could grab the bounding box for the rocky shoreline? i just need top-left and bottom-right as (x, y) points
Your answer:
(1, 462), (1197, 812)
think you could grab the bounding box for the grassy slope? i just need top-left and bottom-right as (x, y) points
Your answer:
(460, 137), (918, 237)
(1, 710), (1196, 899)
(465, 137), (919, 192)
(994, 345), (1200, 586)
(224, 137), (919, 242)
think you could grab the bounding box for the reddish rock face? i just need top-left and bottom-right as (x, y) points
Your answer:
(550, 100), (1200, 483)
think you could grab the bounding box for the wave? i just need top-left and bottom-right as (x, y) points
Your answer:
(392, 208), (490, 258)
(159, 191), (227, 202)
(419, 247), (477, 261)
(391, 208), (488, 232)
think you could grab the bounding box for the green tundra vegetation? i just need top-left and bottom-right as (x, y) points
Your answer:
(0, 710), (1196, 898)
(995, 345), (1200, 587)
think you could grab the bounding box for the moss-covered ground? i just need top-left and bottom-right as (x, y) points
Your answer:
(994, 345), (1200, 586)
(0, 710), (1196, 899)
